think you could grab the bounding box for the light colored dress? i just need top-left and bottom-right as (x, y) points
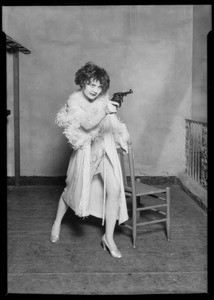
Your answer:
(55, 90), (130, 225)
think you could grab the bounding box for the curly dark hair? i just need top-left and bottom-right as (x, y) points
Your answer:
(75, 62), (110, 94)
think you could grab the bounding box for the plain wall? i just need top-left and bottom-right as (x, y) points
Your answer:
(3, 5), (210, 177)
(192, 5), (211, 122)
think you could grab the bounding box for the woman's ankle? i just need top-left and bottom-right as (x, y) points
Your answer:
(53, 219), (61, 227)
(104, 234), (118, 250)
(51, 221), (61, 234)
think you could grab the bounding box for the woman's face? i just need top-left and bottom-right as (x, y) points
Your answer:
(82, 79), (102, 101)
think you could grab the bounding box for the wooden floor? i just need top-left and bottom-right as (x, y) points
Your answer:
(7, 183), (207, 294)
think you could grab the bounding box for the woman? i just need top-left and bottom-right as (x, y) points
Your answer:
(50, 62), (130, 258)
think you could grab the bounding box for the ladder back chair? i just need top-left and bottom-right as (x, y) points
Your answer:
(118, 142), (170, 248)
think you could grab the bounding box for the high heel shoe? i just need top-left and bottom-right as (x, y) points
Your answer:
(50, 234), (59, 243)
(101, 235), (122, 259)
(50, 223), (60, 243)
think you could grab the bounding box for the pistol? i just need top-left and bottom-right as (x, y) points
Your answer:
(111, 89), (133, 107)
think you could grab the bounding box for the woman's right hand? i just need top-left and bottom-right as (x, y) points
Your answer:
(105, 101), (119, 114)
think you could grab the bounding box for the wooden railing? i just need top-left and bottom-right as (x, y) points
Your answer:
(185, 119), (207, 189)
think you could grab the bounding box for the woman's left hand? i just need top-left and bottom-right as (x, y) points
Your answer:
(106, 101), (119, 114)
(120, 140), (128, 155)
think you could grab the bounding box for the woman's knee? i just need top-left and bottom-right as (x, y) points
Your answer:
(106, 183), (120, 199)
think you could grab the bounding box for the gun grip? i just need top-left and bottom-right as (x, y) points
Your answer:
(111, 99), (122, 107)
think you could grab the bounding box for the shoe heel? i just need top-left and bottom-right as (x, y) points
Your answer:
(101, 240), (107, 250)
(101, 236), (122, 258)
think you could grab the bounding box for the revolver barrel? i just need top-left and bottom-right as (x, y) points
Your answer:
(111, 89), (133, 107)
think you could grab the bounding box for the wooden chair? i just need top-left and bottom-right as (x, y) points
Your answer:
(118, 142), (170, 248)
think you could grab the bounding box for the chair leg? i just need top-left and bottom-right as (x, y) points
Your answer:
(132, 195), (137, 248)
(132, 224), (137, 249)
(137, 212), (140, 222)
(137, 196), (141, 222)
(166, 187), (170, 241)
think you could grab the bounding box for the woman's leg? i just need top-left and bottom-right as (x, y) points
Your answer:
(51, 196), (68, 238)
(100, 157), (121, 250)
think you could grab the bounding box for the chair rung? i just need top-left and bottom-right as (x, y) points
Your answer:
(123, 224), (132, 230)
(137, 218), (167, 226)
(125, 190), (167, 197)
(150, 208), (166, 215)
(125, 192), (132, 197)
(137, 204), (167, 211)
(148, 195), (166, 201)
